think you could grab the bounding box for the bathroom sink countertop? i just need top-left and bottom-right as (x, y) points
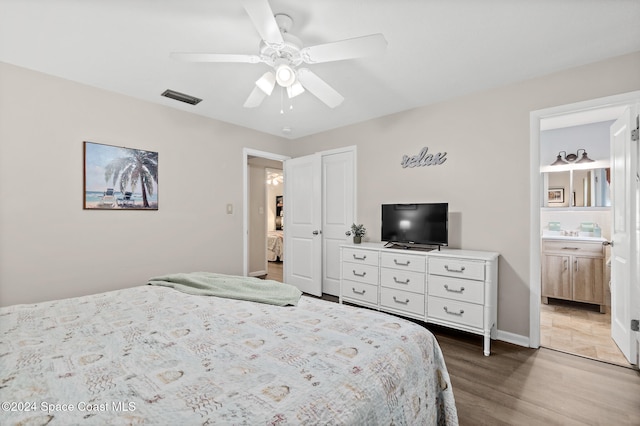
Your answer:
(541, 234), (607, 242)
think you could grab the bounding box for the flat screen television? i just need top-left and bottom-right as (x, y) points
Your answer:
(381, 203), (448, 249)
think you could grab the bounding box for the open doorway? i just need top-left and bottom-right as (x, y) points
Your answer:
(265, 168), (284, 281)
(243, 149), (289, 282)
(539, 119), (628, 365)
(530, 92), (640, 368)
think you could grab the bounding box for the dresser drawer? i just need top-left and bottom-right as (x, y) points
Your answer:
(542, 240), (604, 256)
(342, 263), (379, 285)
(429, 257), (485, 281)
(342, 281), (378, 305)
(342, 248), (379, 266)
(380, 268), (425, 294)
(380, 288), (425, 317)
(428, 297), (484, 329)
(380, 252), (426, 273)
(428, 275), (484, 304)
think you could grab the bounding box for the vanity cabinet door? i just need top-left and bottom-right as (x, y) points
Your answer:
(572, 256), (604, 304)
(542, 254), (571, 300)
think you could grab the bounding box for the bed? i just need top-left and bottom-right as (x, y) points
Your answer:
(267, 230), (284, 261)
(0, 274), (458, 425)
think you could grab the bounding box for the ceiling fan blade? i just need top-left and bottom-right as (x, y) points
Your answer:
(301, 33), (387, 64)
(296, 68), (344, 108)
(243, 86), (267, 108)
(170, 52), (261, 63)
(240, 0), (284, 46)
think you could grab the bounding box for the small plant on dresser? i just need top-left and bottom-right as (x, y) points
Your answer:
(350, 223), (366, 244)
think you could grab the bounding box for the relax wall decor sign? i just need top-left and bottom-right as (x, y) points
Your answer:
(401, 147), (447, 168)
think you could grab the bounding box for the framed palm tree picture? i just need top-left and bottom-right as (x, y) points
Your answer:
(83, 141), (158, 210)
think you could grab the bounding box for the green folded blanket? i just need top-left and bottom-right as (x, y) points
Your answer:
(148, 272), (302, 306)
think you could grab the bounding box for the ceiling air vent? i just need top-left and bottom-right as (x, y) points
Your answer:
(161, 89), (202, 105)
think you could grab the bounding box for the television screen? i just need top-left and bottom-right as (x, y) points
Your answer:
(381, 203), (448, 246)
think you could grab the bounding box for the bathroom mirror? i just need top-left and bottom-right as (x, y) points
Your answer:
(542, 168), (610, 208)
(573, 168), (611, 207)
(545, 170), (570, 207)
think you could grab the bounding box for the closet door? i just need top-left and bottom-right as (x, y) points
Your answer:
(284, 154), (322, 296)
(322, 149), (355, 296)
(284, 147), (356, 297)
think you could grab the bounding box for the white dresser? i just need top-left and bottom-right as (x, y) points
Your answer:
(340, 243), (499, 355)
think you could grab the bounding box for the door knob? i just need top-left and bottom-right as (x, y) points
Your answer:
(602, 240), (613, 247)
(313, 230), (322, 235)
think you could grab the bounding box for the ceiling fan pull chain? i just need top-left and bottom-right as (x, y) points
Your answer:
(280, 87), (284, 114)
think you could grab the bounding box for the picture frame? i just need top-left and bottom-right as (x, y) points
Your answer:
(547, 187), (565, 204)
(83, 141), (158, 210)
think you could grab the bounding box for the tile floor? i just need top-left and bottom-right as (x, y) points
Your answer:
(540, 298), (631, 367)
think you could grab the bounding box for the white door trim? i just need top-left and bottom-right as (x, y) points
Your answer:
(242, 148), (290, 277)
(529, 90), (640, 349)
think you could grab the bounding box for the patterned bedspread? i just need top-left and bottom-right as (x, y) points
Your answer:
(0, 285), (458, 425)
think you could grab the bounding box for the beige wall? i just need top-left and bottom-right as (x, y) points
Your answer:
(289, 52), (640, 338)
(1, 52), (639, 339)
(0, 62), (287, 306)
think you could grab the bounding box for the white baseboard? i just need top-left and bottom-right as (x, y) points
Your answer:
(496, 329), (530, 348)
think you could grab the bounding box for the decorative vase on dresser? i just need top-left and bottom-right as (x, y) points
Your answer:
(340, 242), (499, 356)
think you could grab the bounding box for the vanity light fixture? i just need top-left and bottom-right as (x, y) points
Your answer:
(565, 151), (579, 162)
(575, 148), (595, 163)
(551, 151), (568, 166)
(551, 149), (594, 165)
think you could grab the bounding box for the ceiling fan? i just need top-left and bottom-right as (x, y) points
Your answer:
(171, 0), (387, 109)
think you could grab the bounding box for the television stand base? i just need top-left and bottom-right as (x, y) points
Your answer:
(383, 242), (440, 252)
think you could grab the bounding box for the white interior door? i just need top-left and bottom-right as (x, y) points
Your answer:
(321, 149), (356, 296)
(610, 107), (638, 364)
(284, 154), (322, 296)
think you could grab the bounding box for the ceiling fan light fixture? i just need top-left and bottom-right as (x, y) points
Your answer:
(255, 71), (276, 95)
(287, 80), (305, 98)
(275, 64), (296, 87)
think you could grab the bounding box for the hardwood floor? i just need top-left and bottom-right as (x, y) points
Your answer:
(266, 260), (283, 282)
(431, 325), (640, 425)
(540, 299), (630, 367)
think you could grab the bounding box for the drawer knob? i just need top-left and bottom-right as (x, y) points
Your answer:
(352, 287), (366, 295)
(393, 277), (410, 284)
(444, 265), (465, 273)
(352, 270), (366, 277)
(394, 259), (411, 266)
(443, 307), (464, 316)
(393, 296), (410, 305)
(444, 284), (465, 293)
(352, 254), (367, 260)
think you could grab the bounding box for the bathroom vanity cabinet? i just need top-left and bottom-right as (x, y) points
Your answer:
(541, 238), (606, 312)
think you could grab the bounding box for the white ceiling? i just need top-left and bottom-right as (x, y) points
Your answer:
(1, 0), (639, 139)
